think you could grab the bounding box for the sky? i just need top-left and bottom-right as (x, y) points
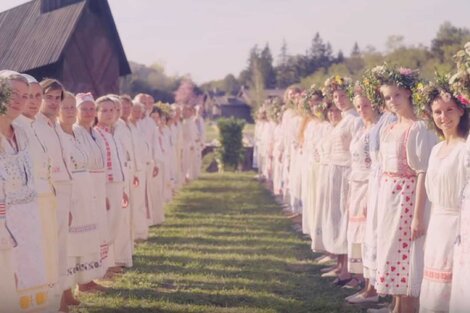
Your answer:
(1, 0), (470, 83)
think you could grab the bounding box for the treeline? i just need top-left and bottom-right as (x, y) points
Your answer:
(201, 22), (470, 98)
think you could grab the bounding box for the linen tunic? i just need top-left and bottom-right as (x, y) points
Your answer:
(420, 140), (466, 312)
(449, 136), (470, 312)
(321, 109), (362, 254)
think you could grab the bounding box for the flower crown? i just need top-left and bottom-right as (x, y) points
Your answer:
(0, 78), (11, 115)
(449, 42), (470, 100)
(300, 85), (324, 115)
(371, 63), (420, 91)
(350, 68), (384, 108)
(322, 75), (353, 99)
(413, 73), (470, 119)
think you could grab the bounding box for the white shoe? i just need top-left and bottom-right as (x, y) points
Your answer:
(321, 269), (338, 277)
(318, 255), (335, 264)
(348, 294), (379, 304)
(345, 291), (361, 302)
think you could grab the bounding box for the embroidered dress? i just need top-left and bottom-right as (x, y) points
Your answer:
(289, 114), (303, 213)
(74, 125), (109, 275)
(109, 119), (132, 267)
(150, 124), (165, 225)
(33, 113), (72, 292)
(419, 141), (466, 312)
(162, 126), (174, 203)
(94, 125), (125, 268)
(280, 109), (295, 200)
(60, 128), (101, 287)
(449, 137), (470, 312)
(375, 121), (436, 296)
(1, 126), (48, 312)
(312, 121), (335, 252)
(347, 126), (373, 273)
(321, 109), (362, 254)
(363, 112), (396, 284)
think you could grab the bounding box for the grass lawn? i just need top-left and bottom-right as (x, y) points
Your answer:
(73, 172), (363, 313)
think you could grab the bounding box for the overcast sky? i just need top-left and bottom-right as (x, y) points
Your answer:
(1, 0), (470, 83)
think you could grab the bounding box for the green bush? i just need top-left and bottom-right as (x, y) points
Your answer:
(216, 117), (245, 171)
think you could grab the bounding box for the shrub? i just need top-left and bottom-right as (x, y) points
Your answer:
(216, 117), (245, 171)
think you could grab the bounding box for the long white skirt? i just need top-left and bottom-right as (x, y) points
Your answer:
(311, 163), (327, 252)
(420, 208), (459, 312)
(363, 165), (381, 283)
(0, 243), (17, 313)
(301, 159), (314, 235)
(151, 162), (165, 226)
(52, 181), (72, 291)
(321, 164), (350, 255)
(66, 171), (101, 286)
(90, 170), (109, 276)
(347, 179), (367, 274)
(449, 187), (470, 312)
(8, 200), (49, 311)
(289, 148), (303, 213)
(113, 176), (133, 268)
(132, 170), (149, 239)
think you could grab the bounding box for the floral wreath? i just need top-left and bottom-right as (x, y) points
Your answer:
(322, 75), (353, 99)
(413, 73), (470, 120)
(267, 98), (283, 122)
(0, 78), (11, 115)
(300, 85), (324, 116)
(350, 68), (384, 108)
(449, 42), (470, 100)
(370, 63), (420, 92)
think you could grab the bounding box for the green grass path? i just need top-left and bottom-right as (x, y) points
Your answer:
(75, 172), (362, 313)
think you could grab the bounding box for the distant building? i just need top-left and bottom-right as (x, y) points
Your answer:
(239, 87), (286, 107)
(0, 0), (131, 96)
(204, 91), (253, 122)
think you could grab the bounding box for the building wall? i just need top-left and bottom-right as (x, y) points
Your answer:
(61, 6), (120, 96)
(220, 106), (253, 122)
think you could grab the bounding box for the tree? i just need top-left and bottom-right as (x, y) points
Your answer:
(386, 35), (405, 52)
(222, 74), (241, 95)
(351, 42), (361, 57)
(278, 39), (288, 66)
(335, 50), (345, 64)
(431, 22), (470, 61)
(259, 44), (276, 88)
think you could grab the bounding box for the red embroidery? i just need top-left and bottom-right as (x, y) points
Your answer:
(424, 268), (452, 283)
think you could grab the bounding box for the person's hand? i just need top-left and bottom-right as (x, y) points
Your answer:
(122, 192), (129, 208)
(106, 197), (110, 211)
(411, 215), (425, 241)
(69, 212), (73, 226)
(133, 176), (140, 187)
(153, 166), (159, 177)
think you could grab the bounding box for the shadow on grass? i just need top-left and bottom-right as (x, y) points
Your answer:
(76, 172), (363, 313)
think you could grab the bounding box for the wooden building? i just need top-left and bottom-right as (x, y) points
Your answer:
(0, 0), (131, 96)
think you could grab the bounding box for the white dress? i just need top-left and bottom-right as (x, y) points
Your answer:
(33, 113), (73, 292)
(289, 115), (303, 212)
(420, 140), (466, 312)
(15, 115), (59, 306)
(272, 123), (284, 196)
(1, 126), (48, 312)
(301, 119), (317, 235)
(312, 121), (335, 252)
(375, 121), (437, 296)
(363, 112), (396, 284)
(74, 125), (109, 276)
(60, 128), (101, 286)
(449, 137), (470, 312)
(347, 126), (373, 274)
(94, 125), (126, 267)
(321, 109), (362, 254)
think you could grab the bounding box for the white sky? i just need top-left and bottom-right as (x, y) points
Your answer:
(1, 0), (470, 83)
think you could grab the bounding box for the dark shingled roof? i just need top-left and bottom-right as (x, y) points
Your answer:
(0, 0), (130, 76)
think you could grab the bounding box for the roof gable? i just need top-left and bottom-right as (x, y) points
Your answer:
(0, 0), (130, 76)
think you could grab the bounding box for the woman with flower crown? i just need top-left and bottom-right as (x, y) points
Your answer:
(345, 78), (382, 303)
(449, 42), (470, 313)
(299, 86), (324, 235)
(319, 75), (362, 285)
(270, 98), (285, 196)
(314, 100), (341, 257)
(373, 64), (437, 313)
(414, 78), (470, 313)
